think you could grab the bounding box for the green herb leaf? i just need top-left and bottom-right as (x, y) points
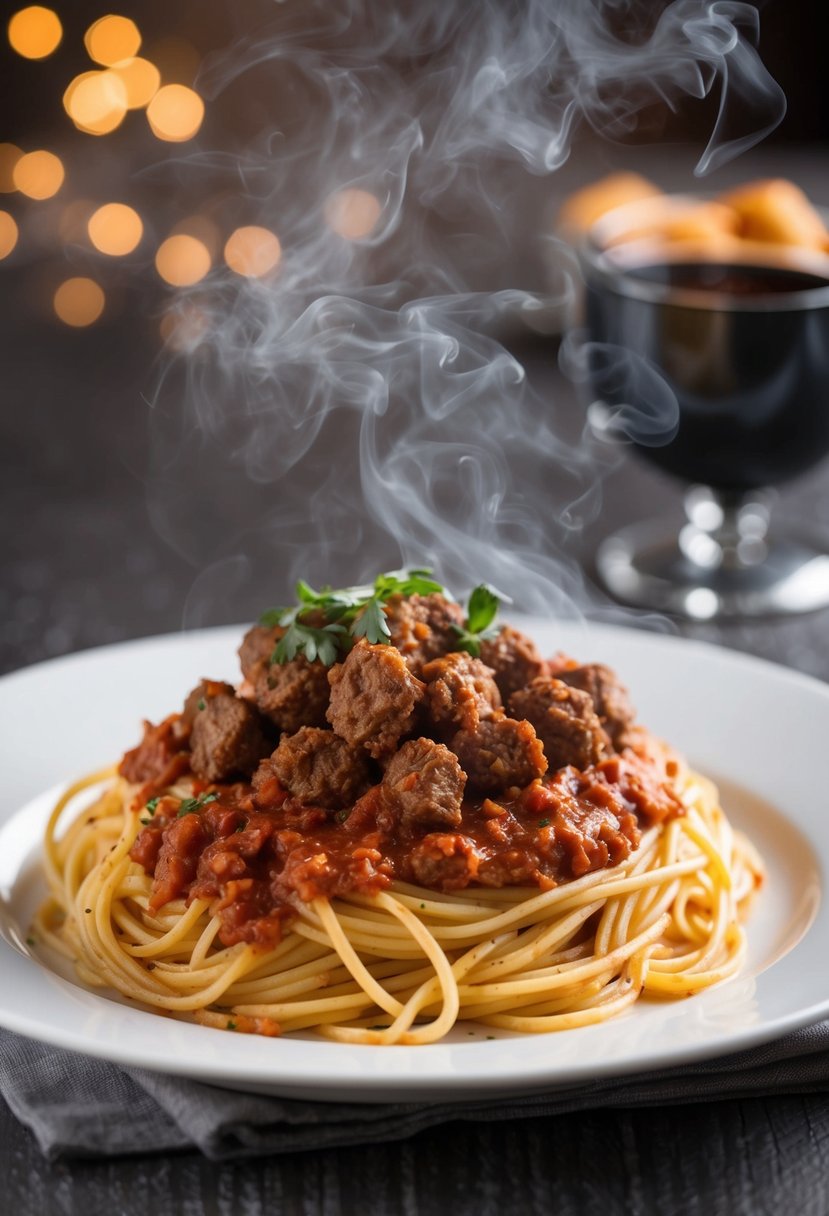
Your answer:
(145, 796), (160, 814)
(177, 792), (218, 818)
(351, 597), (391, 645)
(226, 1020), (237, 1031)
(466, 585), (501, 635)
(453, 584), (506, 657)
(538, 818), (551, 828)
(263, 569), (451, 667)
(197, 698), (206, 711)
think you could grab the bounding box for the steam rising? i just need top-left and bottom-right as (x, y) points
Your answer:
(155, 0), (784, 618)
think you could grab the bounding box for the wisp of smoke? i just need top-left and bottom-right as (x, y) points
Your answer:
(153, 0), (784, 620)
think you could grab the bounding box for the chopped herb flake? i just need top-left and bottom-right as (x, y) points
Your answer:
(145, 796), (160, 814)
(25, 936), (35, 946)
(226, 1020), (237, 1031)
(197, 698), (206, 711)
(177, 792), (218, 817)
(538, 818), (551, 828)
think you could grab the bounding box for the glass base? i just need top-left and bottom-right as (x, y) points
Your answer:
(597, 521), (829, 619)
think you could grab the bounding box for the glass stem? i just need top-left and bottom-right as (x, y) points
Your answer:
(679, 485), (776, 571)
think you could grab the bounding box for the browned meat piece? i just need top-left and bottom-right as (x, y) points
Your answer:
(383, 593), (465, 675)
(452, 716), (547, 796)
(238, 623), (331, 733)
(555, 664), (635, 746)
(269, 726), (374, 809)
(420, 652), (501, 733)
(252, 658), (331, 733)
(119, 716), (187, 785)
(327, 639), (425, 759)
(479, 625), (545, 700)
(190, 694), (271, 782)
(510, 677), (609, 772)
(407, 833), (482, 891)
(382, 737), (466, 830)
(238, 624), (278, 682)
(181, 679), (236, 733)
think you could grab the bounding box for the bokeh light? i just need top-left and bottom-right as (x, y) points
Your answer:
(155, 234), (211, 286)
(146, 84), (204, 142)
(112, 56), (160, 109)
(0, 144), (23, 193)
(63, 70), (128, 136)
(325, 188), (383, 239)
(84, 14), (140, 66)
(0, 212), (19, 260)
(53, 277), (105, 327)
(88, 203), (143, 255)
(224, 226), (282, 278)
(13, 150), (64, 200)
(7, 6), (62, 59)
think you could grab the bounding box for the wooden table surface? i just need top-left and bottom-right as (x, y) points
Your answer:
(3, 145), (829, 1214)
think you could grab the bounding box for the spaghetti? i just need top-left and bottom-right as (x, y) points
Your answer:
(35, 752), (762, 1044)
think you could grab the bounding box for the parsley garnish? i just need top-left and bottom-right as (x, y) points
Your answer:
(260, 569), (449, 667)
(452, 584), (508, 657)
(177, 792), (218, 817)
(538, 818), (551, 828)
(226, 1020), (237, 1031)
(197, 698), (206, 711)
(141, 796), (161, 826)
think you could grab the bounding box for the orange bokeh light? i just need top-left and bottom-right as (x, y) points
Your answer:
(224, 226), (282, 278)
(325, 188), (382, 240)
(84, 14), (140, 66)
(8, 6), (62, 59)
(88, 203), (143, 255)
(146, 84), (204, 142)
(13, 149), (64, 199)
(54, 277), (105, 327)
(111, 56), (160, 109)
(155, 234), (211, 286)
(63, 70), (128, 135)
(0, 211), (18, 260)
(0, 143), (23, 193)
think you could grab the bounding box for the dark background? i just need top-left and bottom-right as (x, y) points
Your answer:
(1, 0), (827, 681)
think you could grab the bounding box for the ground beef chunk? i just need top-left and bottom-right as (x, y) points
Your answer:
(119, 716), (187, 785)
(407, 833), (483, 891)
(555, 664), (635, 746)
(238, 624), (330, 733)
(181, 679), (236, 733)
(510, 677), (609, 772)
(383, 593), (465, 675)
(479, 626), (546, 700)
(382, 737), (466, 830)
(190, 693), (271, 782)
(420, 652), (502, 733)
(452, 716), (547, 796)
(327, 639), (425, 759)
(238, 624), (279, 681)
(269, 726), (373, 809)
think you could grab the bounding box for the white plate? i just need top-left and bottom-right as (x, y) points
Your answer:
(0, 621), (826, 1101)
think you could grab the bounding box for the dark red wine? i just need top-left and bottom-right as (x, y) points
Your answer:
(584, 260), (829, 491)
(627, 261), (829, 297)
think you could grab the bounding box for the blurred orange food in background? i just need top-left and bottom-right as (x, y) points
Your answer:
(560, 174), (829, 260)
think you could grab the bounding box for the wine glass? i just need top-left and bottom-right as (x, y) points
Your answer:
(578, 202), (829, 619)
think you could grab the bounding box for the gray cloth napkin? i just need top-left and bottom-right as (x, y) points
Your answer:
(3, 1023), (829, 1161)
